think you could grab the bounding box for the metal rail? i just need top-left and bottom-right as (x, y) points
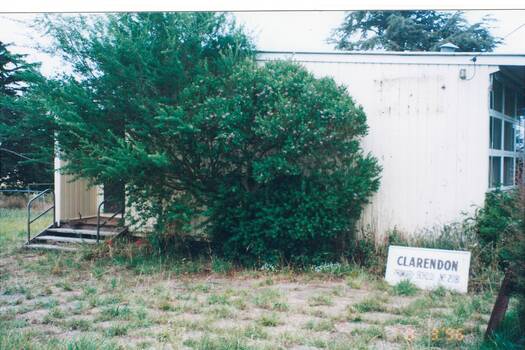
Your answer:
(27, 189), (55, 243)
(96, 201), (124, 243)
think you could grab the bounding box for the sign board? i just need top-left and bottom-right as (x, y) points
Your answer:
(385, 245), (471, 293)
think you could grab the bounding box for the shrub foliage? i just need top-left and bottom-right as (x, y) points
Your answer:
(41, 13), (381, 264)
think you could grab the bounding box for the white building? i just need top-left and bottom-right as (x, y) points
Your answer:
(45, 49), (525, 246)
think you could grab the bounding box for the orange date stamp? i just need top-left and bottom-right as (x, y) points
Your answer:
(431, 327), (465, 342)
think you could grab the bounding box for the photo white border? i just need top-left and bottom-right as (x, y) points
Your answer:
(1, 0), (525, 13)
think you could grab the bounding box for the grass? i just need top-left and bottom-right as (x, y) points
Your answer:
(0, 207), (53, 254)
(354, 296), (389, 313)
(0, 208), (516, 349)
(392, 279), (418, 296)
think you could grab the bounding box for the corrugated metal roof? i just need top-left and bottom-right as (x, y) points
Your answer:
(256, 50), (525, 66)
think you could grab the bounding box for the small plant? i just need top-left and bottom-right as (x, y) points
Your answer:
(430, 286), (448, 299)
(83, 285), (97, 296)
(105, 324), (129, 337)
(99, 305), (132, 320)
(211, 258), (234, 274)
(65, 318), (92, 331)
(345, 305), (362, 322)
(253, 289), (288, 311)
(354, 297), (387, 313)
(206, 305), (234, 319)
(257, 313), (281, 327)
(304, 319), (335, 332)
(207, 293), (230, 305)
(242, 325), (268, 340)
(344, 267), (372, 290)
(158, 298), (175, 311)
(392, 280), (418, 296)
(312, 262), (346, 276)
(308, 293), (334, 307)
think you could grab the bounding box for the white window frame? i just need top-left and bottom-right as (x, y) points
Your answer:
(489, 73), (524, 190)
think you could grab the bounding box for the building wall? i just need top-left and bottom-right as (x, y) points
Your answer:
(54, 158), (98, 222)
(259, 55), (498, 239)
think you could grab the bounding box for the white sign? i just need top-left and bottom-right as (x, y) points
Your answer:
(385, 245), (471, 293)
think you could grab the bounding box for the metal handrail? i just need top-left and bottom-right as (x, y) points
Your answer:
(96, 200), (124, 243)
(27, 188), (55, 243)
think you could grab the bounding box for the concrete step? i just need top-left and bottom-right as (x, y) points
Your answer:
(34, 235), (99, 244)
(46, 228), (119, 237)
(25, 244), (78, 252)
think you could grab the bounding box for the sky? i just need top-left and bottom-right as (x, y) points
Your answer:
(0, 10), (524, 77)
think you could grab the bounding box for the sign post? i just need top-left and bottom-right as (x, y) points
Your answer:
(485, 270), (514, 339)
(385, 245), (471, 293)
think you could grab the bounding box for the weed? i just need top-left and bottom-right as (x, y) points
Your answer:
(308, 293), (334, 306)
(354, 297), (387, 313)
(158, 298), (175, 311)
(345, 268), (369, 289)
(311, 262), (348, 276)
(211, 258), (234, 274)
(184, 335), (250, 350)
(207, 293), (230, 305)
(242, 324), (268, 340)
(392, 280), (418, 296)
(304, 319), (335, 332)
(110, 277), (118, 290)
(257, 313), (281, 327)
(206, 305), (234, 318)
(65, 318), (92, 331)
(105, 323), (129, 337)
(188, 283), (211, 293)
(253, 288), (288, 311)
(99, 305), (132, 321)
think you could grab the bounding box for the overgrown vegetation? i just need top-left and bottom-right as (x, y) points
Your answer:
(1, 205), (524, 348)
(38, 13), (380, 264)
(0, 209), (499, 350)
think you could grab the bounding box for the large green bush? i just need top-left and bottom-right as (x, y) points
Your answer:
(202, 62), (381, 264)
(475, 189), (521, 247)
(474, 187), (525, 341)
(41, 13), (380, 264)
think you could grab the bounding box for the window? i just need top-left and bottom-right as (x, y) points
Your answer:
(503, 157), (514, 186)
(488, 72), (524, 189)
(490, 117), (502, 149)
(504, 121), (514, 151)
(492, 78), (503, 112)
(504, 87), (516, 117)
(489, 156), (501, 187)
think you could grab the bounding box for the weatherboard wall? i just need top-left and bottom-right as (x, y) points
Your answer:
(54, 158), (98, 222)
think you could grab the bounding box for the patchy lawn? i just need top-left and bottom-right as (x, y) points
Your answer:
(1, 209), (495, 349)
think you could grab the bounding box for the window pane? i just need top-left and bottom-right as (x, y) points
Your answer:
(493, 79), (503, 112)
(504, 121), (515, 151)
(516, 158), (524, 185)
(504, 157), (514, 186)
(489, 156), (501, 187)
(518, 93), (525, 117)
(504, 87), (516, 117)
(491, 117), (502, 149)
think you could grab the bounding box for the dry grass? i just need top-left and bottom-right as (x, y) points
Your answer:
(0, 209), (496, 349)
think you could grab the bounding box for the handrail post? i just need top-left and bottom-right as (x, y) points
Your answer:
(52, 191), (56, 227)
(26, 188), (53, 244)
(97, 201), (104, 243)
(27, 200), (31, 243)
